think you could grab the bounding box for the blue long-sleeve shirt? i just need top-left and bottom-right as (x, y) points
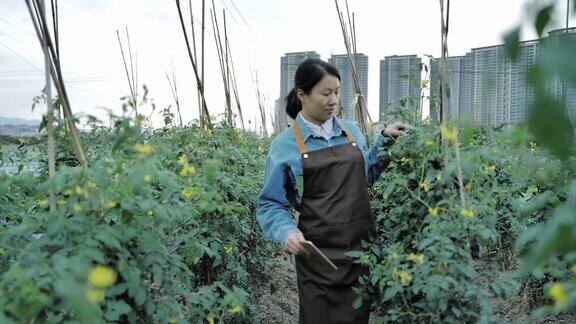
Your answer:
(256, 113), (390, 245)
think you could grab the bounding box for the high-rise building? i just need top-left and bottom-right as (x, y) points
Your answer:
(430, 56), (468, 122)
(274, 51), (321, 133)
(379, 55), (422, 121)
(328, 53), (369, 122)
(273, 98), (287, 134)
(508, 40), (539, 124)
(429, 27), (575, 127)
(544, 28), (576, 123)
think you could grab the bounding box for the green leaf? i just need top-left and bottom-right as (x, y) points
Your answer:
(352, 297), (363, 310)
(503, 27), (521, 61)
(296, 175), (304, 195)
(528, 94), (574, 160)
(104, 300), (132, 321)
(535, 4), (554, 37)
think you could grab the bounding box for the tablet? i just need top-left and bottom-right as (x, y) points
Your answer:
(300, 240), (338, 270)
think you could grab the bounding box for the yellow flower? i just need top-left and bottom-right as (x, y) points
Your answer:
(419, 181), (430, 192)
(206, 315), (215, 324)
(228, 304), (242, 315)
(147, 210), (154, 217)
(57, 198), (66, 206)
(393, 269), (413, 284)
(440, 124), (457, 142)
(134, 143), (154, 156)
(428, 207), (439, 217)
(483, 165), (496, 172)
(400, 157), (411, 165)
(74, 186), (88, 198)
(88, 265), (117, 288)
(406, 253), (425, 264)
(361, 253), (371, 266)
(547, 283), (567, 307)
(465, 182), (472, 191)
(461, 208), (475, 218)
(425, 140), (435, 147)
(181, 187), (199, 200)
(177, 154), (188, 165)
(180, 165), (197, 176)
(73, 204), (83, 213)
(143, 175), (151, 182)
(104, 201), (117, 209)
(224, 245), (233, 255)
(37, 199), (48, 208)
(85, 288), (105, 304)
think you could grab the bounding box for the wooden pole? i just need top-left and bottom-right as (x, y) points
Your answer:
(176, 0), (212, 128)
(26, 0), (88, 169)
(40, 0), (56, 211)
(334, 0), (371, 133)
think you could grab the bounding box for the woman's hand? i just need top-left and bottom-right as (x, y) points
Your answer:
(383, 122), (411, 139)
(283, 232), (309, 256)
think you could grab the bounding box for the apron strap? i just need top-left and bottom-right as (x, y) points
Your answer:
(291, 117), (357, 156)
(291, 121), (308, 155)
(336, 119), (356, 144)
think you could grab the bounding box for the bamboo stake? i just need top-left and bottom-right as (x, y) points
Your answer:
(175, 0), (212, 128)
(334, 0), (372, 133)
(39, 0), (56, 211)
(210, 3), (233, 127)
(438, 0), (465, 204)
(164, 59), (183, 127)
(26, 0), (88, 169)
(223, 10), (233, 127)
(50, 0), (61, 120)
(226, 36), (245, 130)
(189, 0), (198, 63)
(352, 13), (357, 60)
(188, 0), (203, 124)
(125, 26), (138, 113)
(252, 69), (268, 137)
(116, 29), (137, 114)
(438, 0), (451, 124)
(201, 0), (206, 128)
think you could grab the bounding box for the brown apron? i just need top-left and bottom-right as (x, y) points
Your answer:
(291, 121), (376, 324)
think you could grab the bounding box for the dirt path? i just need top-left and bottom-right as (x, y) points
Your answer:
(256, 253), (299, 323)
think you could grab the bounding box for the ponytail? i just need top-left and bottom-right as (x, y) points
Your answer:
(285, 88), (301, 120)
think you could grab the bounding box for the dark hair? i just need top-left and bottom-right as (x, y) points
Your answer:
(285, 58), (341, 119)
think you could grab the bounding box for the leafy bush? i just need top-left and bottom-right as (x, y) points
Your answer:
(0, 117), (274, 323)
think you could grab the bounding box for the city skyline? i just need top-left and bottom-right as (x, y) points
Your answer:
(3, 0), (566, 133)
(430, 27), (575, 127)
(273, 26), (574, 133)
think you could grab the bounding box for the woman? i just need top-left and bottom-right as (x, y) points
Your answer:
(256, 58), (408, 323)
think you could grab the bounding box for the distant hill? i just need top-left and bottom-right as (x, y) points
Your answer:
(0, 116), (41, 126)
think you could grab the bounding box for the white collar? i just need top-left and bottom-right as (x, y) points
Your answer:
(300, 113), (335, 140)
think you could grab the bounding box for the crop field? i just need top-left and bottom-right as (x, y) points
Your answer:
(1, 0), (576, 323)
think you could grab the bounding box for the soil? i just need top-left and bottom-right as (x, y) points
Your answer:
(255, 253), (299, 323)
(255, 255), (576, 323)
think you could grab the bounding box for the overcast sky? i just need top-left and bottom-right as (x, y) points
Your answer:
(0, 0), (574, 130)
